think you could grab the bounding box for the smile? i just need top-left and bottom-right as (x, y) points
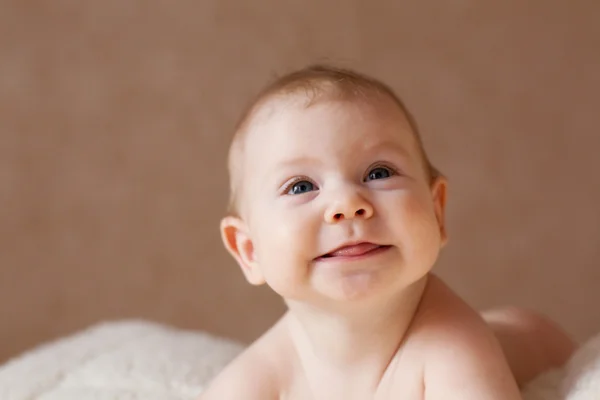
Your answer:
(315, 242), (392, 262)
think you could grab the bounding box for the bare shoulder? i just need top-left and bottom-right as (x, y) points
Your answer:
(198, 319), (290, 400)
(408, 275), (521, 399)
(410, 275), (496, 340)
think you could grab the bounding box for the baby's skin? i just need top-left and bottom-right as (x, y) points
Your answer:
(200, 66), (576, 399)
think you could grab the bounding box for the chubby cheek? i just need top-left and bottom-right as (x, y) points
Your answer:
(251, 206), (320, 294)
(389, 194), (442, 266)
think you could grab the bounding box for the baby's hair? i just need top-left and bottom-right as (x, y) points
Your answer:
(226, 64), (440, 216)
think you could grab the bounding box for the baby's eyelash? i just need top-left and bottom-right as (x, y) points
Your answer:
(363, 162), (399, 179)
(280, 176), (317, 195)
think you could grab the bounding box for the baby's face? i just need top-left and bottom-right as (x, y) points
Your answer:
(230, 96), (446, 305)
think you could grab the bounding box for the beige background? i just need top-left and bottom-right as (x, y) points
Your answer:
(1, 1), (599, 363)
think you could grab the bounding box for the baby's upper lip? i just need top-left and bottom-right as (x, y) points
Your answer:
(316, 241), (384, 259)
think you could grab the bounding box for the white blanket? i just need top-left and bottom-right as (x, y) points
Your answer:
(0, 320), (598, 399)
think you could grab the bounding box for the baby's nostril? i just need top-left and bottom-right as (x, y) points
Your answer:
(356, 209), (365, 216)
(334, 213), (343, 220)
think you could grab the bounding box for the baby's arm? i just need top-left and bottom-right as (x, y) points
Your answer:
(422, 316), (521, 399)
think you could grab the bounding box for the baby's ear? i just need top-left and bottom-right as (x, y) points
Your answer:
(430, 176), (448, 246)
(220, 216), (265, 285)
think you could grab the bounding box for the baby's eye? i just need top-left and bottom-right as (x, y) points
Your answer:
(286, 180), (316, 195)
(365, 166), (395, 181)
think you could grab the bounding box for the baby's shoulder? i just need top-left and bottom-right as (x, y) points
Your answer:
(396, 275), (519, 399)
(386, 276), (487, 370)
(408, 275), (495, 350)
(199, 320), (291, 400)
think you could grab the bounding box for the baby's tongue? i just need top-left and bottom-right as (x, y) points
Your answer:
(328, 243), (380, 257)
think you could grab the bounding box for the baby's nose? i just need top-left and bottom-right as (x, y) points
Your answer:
(324, 192), (374, 223)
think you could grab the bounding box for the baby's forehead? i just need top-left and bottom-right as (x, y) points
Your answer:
(243, 94), (416, 150)
(239, 102), (422, 186)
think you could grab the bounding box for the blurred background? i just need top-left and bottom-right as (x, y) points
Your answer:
(1, 1), (599, 363)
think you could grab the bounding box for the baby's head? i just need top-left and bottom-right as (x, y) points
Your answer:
(221, 65), (447, 306)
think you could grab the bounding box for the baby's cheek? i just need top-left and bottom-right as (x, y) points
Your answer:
(398, 198), (442, 251)
(399, 192), (434, 215)
(253, 213), (315, 290)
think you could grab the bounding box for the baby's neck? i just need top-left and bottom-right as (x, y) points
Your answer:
(284, 275), (429, 390)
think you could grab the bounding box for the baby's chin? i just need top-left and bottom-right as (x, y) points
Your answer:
(272, 269), (390, 307)
(307, 262), (404, 304)
(326, 271), (388, 301)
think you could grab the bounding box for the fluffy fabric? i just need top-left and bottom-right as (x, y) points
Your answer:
(0, 321), (243, 400)
(522, 333), (600, 399)
(0, 320), (598, 399)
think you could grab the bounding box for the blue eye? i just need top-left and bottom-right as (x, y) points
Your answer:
(287, 180), (316, 195)
(366, 166), (393, 181)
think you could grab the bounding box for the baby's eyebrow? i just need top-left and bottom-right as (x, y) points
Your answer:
(272, 155), (323, 170)
(363, 140), (412, 158)
(263, 156), (320, 181)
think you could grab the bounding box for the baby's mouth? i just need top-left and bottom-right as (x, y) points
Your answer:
(317, 242), (391, 260)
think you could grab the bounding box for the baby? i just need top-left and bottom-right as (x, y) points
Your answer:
(200, 65), (576, 399)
